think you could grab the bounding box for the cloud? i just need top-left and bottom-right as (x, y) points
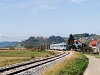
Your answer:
(0, 0), (57, 15)
(70, 0), (87, 3)
(0, 0), (13, 1)
(32, 5), (57, 14)
(0, 34), (2, 37)
(34, 5), (56, 10)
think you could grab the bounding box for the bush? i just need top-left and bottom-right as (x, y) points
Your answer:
(47, 51), (55, 55)
(31, 55), (35, 58)
(45, 55), (50, 57)
(38, 48), (45, 52)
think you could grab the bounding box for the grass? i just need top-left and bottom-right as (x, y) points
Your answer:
(95, 55), (100, 58)
(0, 57), (31, 67)
(42, 52), (89, 75)
(0, 50), (53, 67)
(83, 52), (100, 58)
(0, 50), (51, 57)
(87, 54), (100, 58)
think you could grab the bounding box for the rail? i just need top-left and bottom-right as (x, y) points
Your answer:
(0, 51), (70, 75)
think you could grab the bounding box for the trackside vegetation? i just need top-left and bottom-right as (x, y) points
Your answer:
(42, 52), (89, 75)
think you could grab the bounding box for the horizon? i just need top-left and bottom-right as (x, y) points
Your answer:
(0, 33), (98, 42)
(0, 0), (100, 41)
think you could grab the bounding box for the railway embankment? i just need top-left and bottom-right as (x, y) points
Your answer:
(0, 51), (71, 75)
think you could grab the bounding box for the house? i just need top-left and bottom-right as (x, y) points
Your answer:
(96, 42), (100, 54)
(89, 40), (98, 52)
(73, 40), (82, 50)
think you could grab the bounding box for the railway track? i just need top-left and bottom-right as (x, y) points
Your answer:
(0, 51), (70, 75)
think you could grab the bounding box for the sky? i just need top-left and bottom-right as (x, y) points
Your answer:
(0, 0), (100, 41)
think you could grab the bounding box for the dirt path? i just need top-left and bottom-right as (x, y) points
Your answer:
(83, 55), (100, 75)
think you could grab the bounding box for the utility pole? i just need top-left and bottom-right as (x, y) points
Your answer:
(45, 37), (48, 50)
(39, 37), (42, 50)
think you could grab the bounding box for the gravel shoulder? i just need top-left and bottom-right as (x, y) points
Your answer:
(83, 55), (100, 75)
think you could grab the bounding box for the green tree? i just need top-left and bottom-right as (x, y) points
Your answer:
(48, 36), (65, 44)
(68, 34), (74, 50)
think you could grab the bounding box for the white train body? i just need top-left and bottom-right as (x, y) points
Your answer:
(50, 43), (67, 50)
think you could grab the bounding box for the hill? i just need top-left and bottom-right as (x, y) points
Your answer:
(0, 41), (18, 48)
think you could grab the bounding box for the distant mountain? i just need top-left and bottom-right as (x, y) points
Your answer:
(0, 41), (18, 48)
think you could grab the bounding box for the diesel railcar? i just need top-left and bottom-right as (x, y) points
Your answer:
(50, 43), (67, 50)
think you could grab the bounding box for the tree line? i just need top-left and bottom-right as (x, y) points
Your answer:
(20, 36), (65, 49)
(20, 34), (94, 52)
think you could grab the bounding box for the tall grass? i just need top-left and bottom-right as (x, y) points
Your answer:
(0, 58), (31, 67)
(0, 50), (52, 57)
(42, 52), (88, 75)
(0, 50), (54, 67)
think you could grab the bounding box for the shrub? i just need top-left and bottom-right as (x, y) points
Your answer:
(31, 55), (35, 58)
(47, 51), (55, 55)
(45, 55), (50, 57)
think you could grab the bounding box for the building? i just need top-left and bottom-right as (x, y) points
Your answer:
(73, 40), (82, 50)
(96, 42), (100, 53)
(89, 40), (98, 52)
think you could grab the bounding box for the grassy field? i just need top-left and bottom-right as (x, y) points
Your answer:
(0, 50), (51, 57)
(0, 50), (52, 67)
(42, 52), (89, 75)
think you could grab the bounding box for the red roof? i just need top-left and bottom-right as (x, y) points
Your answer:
(74, 40), (77, 43)
(89, 40), (97, 46)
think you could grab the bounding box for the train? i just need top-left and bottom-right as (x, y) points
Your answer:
(50, 42), (67, 50)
